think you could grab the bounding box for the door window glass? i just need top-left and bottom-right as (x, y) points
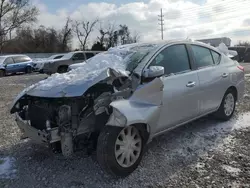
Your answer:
(211, 50), (220, 64)
(13, 56), (31, 63)
(4, 57), (14, 64)
(85, 53), (95, 59)
(73, 53), (85, 60)
(150, 44), (190, 75)
(191, 45), (214, 68)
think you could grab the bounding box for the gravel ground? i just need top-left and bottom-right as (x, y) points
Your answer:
(0, 73), (250, 188)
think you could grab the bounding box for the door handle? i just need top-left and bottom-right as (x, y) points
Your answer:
(222, 73), (228, 78)
(186, 81), (196, 87)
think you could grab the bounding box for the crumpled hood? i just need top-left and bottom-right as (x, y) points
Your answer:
(10, 52), (129, 112)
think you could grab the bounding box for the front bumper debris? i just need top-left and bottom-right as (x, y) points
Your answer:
(15, 113), (60, 144)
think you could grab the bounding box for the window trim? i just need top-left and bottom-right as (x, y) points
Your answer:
(145, 43), (193, 76)
(189, 44), (216, 70)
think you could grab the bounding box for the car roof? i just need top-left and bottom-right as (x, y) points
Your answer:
(0, 54), (30, 58)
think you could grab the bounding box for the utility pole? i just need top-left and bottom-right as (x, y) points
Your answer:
(158, 8), (164, 40)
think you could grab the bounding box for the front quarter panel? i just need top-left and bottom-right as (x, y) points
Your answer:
(107, 77), (164, 137)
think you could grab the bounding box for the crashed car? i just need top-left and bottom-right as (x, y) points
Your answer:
(10, 40), (245, 177)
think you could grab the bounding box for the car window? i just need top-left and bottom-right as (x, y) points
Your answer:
(85, 53), (95, 59)
(54, 55), (63, 59)
(73, 53), (85, 60)
(13, 56), (31, 63)
(150, 44), (190, 75)
(211, 50), (220, 64)
(4, 57), (14, 64)
(191, 45), (214, 68)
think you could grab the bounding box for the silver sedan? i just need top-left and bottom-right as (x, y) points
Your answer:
(11, 40), (245, 177)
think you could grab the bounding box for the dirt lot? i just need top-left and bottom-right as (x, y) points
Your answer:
(0, 72), (250, 188)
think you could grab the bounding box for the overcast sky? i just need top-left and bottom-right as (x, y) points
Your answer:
(32, 0), (250, 48)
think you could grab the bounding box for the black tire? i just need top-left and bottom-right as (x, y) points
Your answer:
(26, 66), (32, 74)
(96, 126), (144, 177)
(0, 69), (5, 77)
(57, 66), (68, 73)
(214, 88), (236, 121)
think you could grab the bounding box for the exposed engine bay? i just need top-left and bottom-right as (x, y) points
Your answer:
(12, 73), (135, 156)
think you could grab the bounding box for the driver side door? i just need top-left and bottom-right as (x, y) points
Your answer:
(148, 44), (201, 134)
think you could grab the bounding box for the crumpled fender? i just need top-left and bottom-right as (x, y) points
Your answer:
(106, 77), (164, 135)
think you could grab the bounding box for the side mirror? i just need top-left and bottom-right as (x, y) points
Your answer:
(143, 66), (164, 78)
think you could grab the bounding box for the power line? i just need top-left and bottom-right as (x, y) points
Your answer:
(167, 12), (250, 30)
(158, 8), (164, 40)
(171, 0), (247, 14)
(165, 3), (250, 22)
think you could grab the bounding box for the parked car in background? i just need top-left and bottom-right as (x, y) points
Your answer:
(67, 51), (106, 72)
(11, 41), (245, 177)
(0, 55), (34, 77)
(43, 51), (103, 74)
(33, 54), (64, 73)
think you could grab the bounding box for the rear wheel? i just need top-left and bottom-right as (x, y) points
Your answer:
(25, 66), (32, 74)
(57, 66), (68, 73)
(214, 89), (236, 121)
(0, 69), (5, 77)
(97, 126), (144, 177)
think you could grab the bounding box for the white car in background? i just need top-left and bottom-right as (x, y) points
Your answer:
(33, 54), (64, 73)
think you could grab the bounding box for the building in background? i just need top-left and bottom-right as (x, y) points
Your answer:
(197, 37), (231, 47)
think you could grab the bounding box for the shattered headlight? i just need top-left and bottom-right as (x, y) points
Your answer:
(113, 108), (127, 126)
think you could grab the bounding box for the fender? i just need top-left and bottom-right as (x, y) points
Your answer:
(106, 77), (164, 136)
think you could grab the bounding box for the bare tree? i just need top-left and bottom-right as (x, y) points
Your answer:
(72, 19), (98, 50)
(59, 17), (72, 52)
(0, 0), (38, 51)
(130, 31), (140, 43)
(97, 22), (109, 47)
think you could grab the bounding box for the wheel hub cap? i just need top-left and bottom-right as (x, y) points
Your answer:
(224, 93), (235, 116)
(114, 126), (142, 168)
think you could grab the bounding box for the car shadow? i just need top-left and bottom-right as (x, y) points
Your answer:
(0, 114), (244, 187)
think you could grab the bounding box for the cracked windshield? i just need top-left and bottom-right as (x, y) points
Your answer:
(0, 0), (250, 187)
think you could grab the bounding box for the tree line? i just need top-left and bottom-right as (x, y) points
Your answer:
(0, 0), (140, 53)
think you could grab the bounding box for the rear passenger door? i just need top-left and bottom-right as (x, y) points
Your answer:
(189, 45), (224, 114)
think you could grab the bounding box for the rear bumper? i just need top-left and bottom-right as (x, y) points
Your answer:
(15, 113), (60, 144)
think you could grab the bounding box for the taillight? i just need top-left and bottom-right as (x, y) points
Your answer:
(237, 65), (244, 71)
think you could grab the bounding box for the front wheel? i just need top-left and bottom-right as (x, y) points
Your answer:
(214, 89), (236, 121)
(97, 126), (144, 177)
(0, 69), (5, 77)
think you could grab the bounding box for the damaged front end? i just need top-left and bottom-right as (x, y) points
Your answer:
(11, 68), (134, 156)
